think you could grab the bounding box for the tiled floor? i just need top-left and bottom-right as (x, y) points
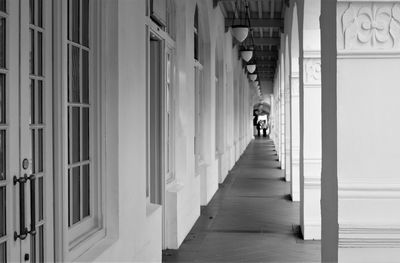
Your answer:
(163, 138), (321, 263)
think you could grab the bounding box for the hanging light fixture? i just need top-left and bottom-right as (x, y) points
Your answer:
(241, 49), (253, 62)
(231, 25), (249, 43)
(249, 73), (257, 81)
(255, 80), (259, 86)
(246, 64), (256, 73)
(230, 1), (249, 43)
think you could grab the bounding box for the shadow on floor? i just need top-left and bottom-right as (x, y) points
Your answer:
(163, 138), (320, 263)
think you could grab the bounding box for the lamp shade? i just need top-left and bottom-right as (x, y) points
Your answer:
(249, 74), (257, 81)
(246, 64), (256, 73)
(240, 50), (253, 62)
(231, 25), (249, 42)
(255, 80), (259, 86)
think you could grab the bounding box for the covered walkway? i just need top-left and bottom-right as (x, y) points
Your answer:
(163, 139), (320, 262)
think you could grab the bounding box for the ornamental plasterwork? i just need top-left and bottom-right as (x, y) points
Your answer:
(304, 59), (321, 85)
(339, 2), (400, 50)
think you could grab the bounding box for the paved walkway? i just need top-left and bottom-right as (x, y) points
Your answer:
(163, 138), (320, 262)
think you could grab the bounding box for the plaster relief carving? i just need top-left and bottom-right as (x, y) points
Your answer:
(340, 2), (400, 50)
(304, 59), (321, 84)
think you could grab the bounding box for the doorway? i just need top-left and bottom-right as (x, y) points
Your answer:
(1, 0), (54, 262)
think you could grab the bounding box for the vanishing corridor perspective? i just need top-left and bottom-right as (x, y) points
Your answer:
(1, 0), (400, 262)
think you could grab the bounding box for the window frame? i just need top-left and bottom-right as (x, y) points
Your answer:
(53, 0), (108, 261)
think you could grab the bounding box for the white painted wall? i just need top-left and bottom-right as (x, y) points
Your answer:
(92, 1), (257, 261)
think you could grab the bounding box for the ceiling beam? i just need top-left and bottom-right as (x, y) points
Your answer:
(253, 50), (278, 57)
(243, 37), (280, 46)
(225, 18), (283, 29)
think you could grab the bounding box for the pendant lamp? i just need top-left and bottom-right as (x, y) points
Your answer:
(246, 64), (256, 73)
(255, 80), (259, 86)
(231, 25), (249, 43)
(249, 74), (257, 81)
(241, 50), (253, 62)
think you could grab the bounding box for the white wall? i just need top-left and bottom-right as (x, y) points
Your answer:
(92, 1), (257, 261)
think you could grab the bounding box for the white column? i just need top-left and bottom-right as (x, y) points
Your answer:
(301, 0), (322, 240)
(284, 75), (291, 182)
(321, 1), (400, 262)
(301, 52), (321, 240)
(291, 70), (300, 201)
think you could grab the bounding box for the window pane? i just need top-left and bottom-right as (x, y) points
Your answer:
(0, 187), (5, 237)
(82, 164), (90, 218)
(0, 242), (6, 263)
(71, 107), (80, 163)
(0, 130), (5, 180)
(30, 29), (35, 75)
(38, 177), (43, 221)
(0, 0), (5, 12)
(71, 46), (80, 103)
(0, 74), (5, 123)
(72, 167), (80, 224)
(82, 0), (89, 47)
(82, 50), (89, 103)
(37, 32), (43, 76)
(71, 0), (80, 43)
(0, 17), (5, 68)
(82, 107), (89, 161)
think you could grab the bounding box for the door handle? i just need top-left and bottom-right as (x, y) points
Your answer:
(14, 175), (28, 240)
(13, 174), (36, 241)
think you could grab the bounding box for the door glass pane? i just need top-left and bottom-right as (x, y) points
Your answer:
(82, 50), (89, 103)
(0, 74), (4, 123)
(30, 29), (35, 75)
(82, 164), (89, 218)
(0, 0), (5, 12)
(0, 17), (5, 68)
(82, 108), (89, 161)
(38, 0), (43, 28)
(71, 0), (80, 43)
(71, 107), (80, 163)
(71, 46), (80, 103)
(31, 130), (36, 173)
(29, 0), (34, 24)
(0, 242), (6, 263)
(37, 32), (43, 76)
(38, 129), (43, 173)
(38, 177), (43, 221)
(0, 130), (5, 180)
(82, 0), (89, 47)
(0, 187), (5, 237)
(38, 225), (44, 262)
(72, 167), (80, 224)
(30, 80), (35, 124)
(38, 80), (43, 124)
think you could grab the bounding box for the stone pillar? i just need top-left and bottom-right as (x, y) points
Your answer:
(291, 70), (300, 201)
(280, 56), (286, 170)
(300, 0), (322, 241)
(321, 1), (400, 261)
(284, 73), (292, 182)
(301, 52), (321, 240)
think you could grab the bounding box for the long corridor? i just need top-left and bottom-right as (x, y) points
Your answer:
(163, 138), (320, 262)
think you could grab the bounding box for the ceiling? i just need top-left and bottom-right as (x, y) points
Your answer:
(215, 0), (286, 83)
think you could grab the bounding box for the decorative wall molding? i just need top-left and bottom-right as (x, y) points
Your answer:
(339, 179), (400, 199)
(303, 58), (321, 85)
(339, 224), (400, 248)
(304, 177), (321, 188)
(338, 2), (400, 51)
